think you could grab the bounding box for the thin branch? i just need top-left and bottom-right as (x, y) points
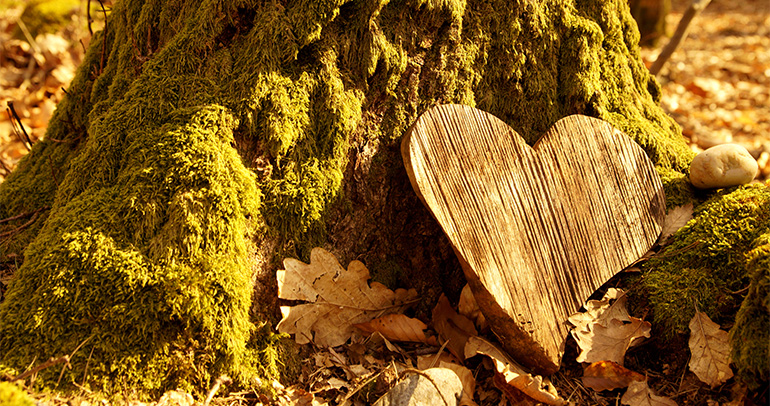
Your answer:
(98, 0), (107, 75)
(81, 346), (95, 388)
(13, 356), (70, 382)
(342, 369), (384, 404)
(47, 155), (59, 185)
(0, 207), (49, 244)
(87, 0), (93, 35)
(399, 368), (451, 406)
(203, 375), (232, 406)
(6, 102), (33, 151)
(650, 0), (713, 76)
(0, 206), (48, 225)
(57, 336), (93, 388)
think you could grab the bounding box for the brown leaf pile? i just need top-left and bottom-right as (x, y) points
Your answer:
(640, 1), (770, 180)
(0, 4), (92, 180)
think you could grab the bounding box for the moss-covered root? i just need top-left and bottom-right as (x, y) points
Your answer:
(642, 183), (770, 386)
(731, 235), (770, 389)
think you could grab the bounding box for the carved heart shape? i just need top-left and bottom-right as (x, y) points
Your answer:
(402, 104), (664, 374)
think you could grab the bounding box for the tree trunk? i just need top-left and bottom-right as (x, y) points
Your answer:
(0, 0), (765, 398)
(629, 0), (671, 46)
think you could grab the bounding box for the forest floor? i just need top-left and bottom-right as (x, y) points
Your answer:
(0, 0), (768, 405)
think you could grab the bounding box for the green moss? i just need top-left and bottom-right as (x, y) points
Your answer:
(730, 235), (770, 389)
(1, 0), (275, 396)
(0, 0), (702, 398)
(641, 182), (770, 387)
(642, 184), (770, 384)
(656, 166), (697, 210)
(0, 382), (34, 406)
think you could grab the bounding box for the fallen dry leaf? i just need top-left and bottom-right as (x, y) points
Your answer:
(465, 336), (566, 406)
(568, 288), (627, 331)
(277, 248), (418, 347)
(582, 360), (646, 391)
(641, 2), (770, 182)
(659, 203), (694, 242)
(438, 361), (478, 406)
(432, 294), (478, 360)
(688, 311), (734, 387)
(574, 316), (652, 365)
(417, 352), (458, 370)
(368, 331), (407, 356)
(569, 288), (651, 365)
(458, 284), (487, 330)
(621, 380), (677, 406)
(275, 385), (321, 406)
(354, 314), (438, 345)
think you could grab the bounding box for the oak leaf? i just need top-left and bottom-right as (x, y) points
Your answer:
(688, 311), (734, 387)
(659, 203), (694, 242)
(432, 294), (478, 360)
(621, 381), (677, 406)
(568, 288), (651, 365)
(458, 284), (487, 330)
(465, 336), (566, 405)
(438, 361), (478, 406)
(277, 248), (418, 347)
(354, 314), (438, 345)
(582, 360), (646, 391)
(416, 350), (477, 405)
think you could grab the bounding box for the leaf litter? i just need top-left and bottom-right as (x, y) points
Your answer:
(688, 311), (734, 388)
(640, 0), (770, 181)
(277, 247), (418, 347)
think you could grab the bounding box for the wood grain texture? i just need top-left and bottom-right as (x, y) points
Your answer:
(402, 104), (665, 374)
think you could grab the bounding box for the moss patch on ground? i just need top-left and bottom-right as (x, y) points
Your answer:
(731, 235), (770, 388)
(0, 0), (719, 398)
(642, 183), (770, 387)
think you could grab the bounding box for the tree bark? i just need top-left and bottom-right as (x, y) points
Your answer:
(1, 0), (763, 397)
(629, 0), (671, 47)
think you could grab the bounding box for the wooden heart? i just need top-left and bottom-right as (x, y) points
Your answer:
(402, 104), (665, 374)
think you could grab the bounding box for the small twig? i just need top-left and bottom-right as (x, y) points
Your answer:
(312, 298), (421, 313)
(56, 336), (92, 388)
(87, 0), (94, 35)
(428, 339), (452, 368)
(72, 381), (93, 394)
(651, 240), (701, 259)
(650, 0), (713, 76)
(13, 356), (70, 382)
(203, 375), (232, 406)
(0, 207), (50, 247)
(6, 102), (33, 151)
(729, 286), (750, 295)
(0, 209), (45, 240)
(14, 19), (44, 67)
(47, 155), (58, 185)
(0, 206), (49, 225)
(98, 0), (107, 75)
(81, 346), (95, 388)
(342, 369), (384, 403)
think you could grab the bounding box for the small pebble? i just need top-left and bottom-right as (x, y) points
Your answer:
(689, 144), (758, 189)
